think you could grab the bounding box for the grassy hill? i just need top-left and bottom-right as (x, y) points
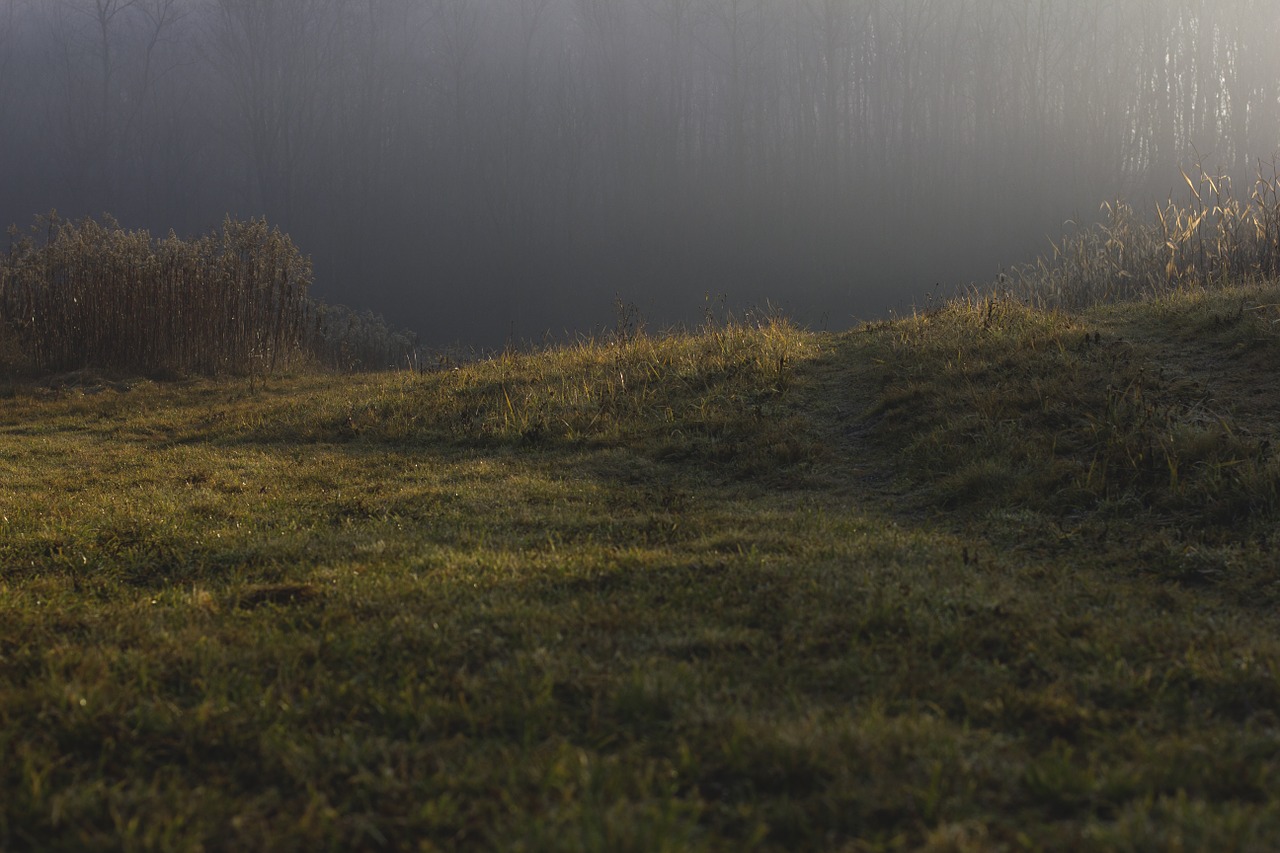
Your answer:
(2, 281), (1279, 850)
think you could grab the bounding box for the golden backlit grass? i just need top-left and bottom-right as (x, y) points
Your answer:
(1003, 160), (1280, 310)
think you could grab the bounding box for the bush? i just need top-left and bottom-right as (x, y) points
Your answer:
(305, 303), (418, 372)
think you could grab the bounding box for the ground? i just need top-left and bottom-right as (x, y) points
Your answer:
(1, 282), (1279, 850)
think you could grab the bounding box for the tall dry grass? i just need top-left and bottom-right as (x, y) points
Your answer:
(1, 213), (313, 376)
(1000, 160), (1280, 310)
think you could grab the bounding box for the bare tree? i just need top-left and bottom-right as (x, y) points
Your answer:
(0, 0), (23, 209)
(0, 0), (18, 75)
(205, 0), (346, 223)
(44, 0), (137, 205)
(36, 0), (188, 217)
(0, 0), (21, 123)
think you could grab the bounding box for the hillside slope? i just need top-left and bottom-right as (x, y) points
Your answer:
(1, 284), (1279, 850)
(858, 282), (1279, 584)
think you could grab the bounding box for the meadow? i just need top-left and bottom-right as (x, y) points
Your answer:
(2, 179), (1280, 849)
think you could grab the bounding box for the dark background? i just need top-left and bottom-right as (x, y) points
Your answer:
(2, 0), (1277, 348)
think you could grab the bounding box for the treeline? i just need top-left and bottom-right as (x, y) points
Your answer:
(1, 1), (1277, 344)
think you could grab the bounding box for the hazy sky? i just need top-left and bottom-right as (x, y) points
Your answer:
(2, 0), (1278, 347)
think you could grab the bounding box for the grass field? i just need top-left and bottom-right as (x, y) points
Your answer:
(2, 281), (1279, 850)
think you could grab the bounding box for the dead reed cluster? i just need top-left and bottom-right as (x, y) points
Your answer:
(1003, 161), (1280, 310)
(305, 303), (418, 372)
(1, 214), (313, 376)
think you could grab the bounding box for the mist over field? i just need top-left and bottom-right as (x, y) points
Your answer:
(1, 0), (1278, 347)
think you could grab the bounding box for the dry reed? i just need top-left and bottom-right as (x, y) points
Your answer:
(1, 213), (312, 376)
(999, 160), (1280, 310)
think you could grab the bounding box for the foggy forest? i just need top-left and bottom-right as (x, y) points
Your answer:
(2, 0), (1278, 347)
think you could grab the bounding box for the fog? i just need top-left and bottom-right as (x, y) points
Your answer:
(2, 0), (1278, 347)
